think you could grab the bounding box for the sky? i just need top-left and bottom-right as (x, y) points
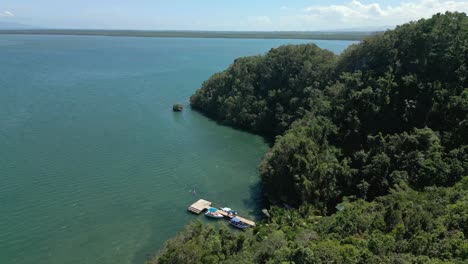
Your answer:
(1, 0), (468, 31)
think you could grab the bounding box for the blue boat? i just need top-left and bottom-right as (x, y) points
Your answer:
(205, 207), (224, 219)
(229, 217), (248, 229)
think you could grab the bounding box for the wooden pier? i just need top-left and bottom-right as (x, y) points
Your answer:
(188, 199), (212, 214)
(188, 199), (256, 227)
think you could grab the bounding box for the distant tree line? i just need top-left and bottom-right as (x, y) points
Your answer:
(0, 29), (372, 41)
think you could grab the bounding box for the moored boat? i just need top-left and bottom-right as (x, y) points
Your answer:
(220, 207), (238, 216)
(205, 207), (224, 219)
(229, 217), (248, 230)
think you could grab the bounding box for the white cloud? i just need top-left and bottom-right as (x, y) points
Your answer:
(305, 1), (385, 18)
(0, 10), (14, 17)
(279, 0), (468, 30)
(382, 0), (468, 22)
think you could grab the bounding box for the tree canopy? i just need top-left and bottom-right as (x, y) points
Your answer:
(190, 44), (337, 135)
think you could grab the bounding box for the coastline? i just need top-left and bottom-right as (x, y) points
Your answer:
(0, 29), (377, 41)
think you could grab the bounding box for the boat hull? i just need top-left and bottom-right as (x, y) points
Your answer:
(205, 212), (224, 219)
(229, 221), (248, 229)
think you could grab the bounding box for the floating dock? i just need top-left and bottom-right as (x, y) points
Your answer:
(188, 199), (256, 227)
(188, 199), (212, 214)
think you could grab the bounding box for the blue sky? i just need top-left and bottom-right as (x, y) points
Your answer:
(1, 0), (467, 30)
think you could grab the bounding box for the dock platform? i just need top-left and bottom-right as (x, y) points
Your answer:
(216, 210), (256, 227)
(188, 199), (256, 227)
(188, 199), (212, 214)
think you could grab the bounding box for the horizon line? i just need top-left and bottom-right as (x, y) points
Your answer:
(0, 29), (381, 41)
(0, 28), (388, 33)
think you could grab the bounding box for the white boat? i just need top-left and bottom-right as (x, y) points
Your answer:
(205, 207), (224, 219)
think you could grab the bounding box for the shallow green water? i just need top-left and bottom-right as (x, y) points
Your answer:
(0, 35), (355, 264)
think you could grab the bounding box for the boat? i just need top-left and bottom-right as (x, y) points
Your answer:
(229, 217), (248, 230)
(204, 207), (224, 219)
(220, 207), (238, 216)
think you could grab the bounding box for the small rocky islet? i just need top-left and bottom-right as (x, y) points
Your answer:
(172, 104), (183, 112)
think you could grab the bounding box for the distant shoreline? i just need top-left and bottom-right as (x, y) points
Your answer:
(0, 29), (378, 41)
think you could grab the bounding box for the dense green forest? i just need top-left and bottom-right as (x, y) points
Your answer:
(151, 12), (468, 263)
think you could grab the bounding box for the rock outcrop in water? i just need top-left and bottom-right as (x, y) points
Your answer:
(172, 104), (183, 112)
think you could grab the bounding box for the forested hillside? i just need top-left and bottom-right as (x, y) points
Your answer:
(150, 12), (468, 263)
(190, 44), (337, 135)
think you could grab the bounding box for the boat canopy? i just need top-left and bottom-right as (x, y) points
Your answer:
(231, 217), (241, 223)
(208, 207), (217, 212)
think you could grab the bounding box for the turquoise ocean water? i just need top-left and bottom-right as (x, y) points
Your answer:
(0, 35), (355, 264)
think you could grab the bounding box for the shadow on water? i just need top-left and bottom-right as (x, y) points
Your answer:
(132, 211), (191, 264)
(131, 212), (225, 264)
(242, 180), (268, 220)
(190, 106), (275, 146)
(132, 212), (160, 264)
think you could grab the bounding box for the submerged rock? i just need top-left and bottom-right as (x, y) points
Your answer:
(172, 104), (183, 112)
